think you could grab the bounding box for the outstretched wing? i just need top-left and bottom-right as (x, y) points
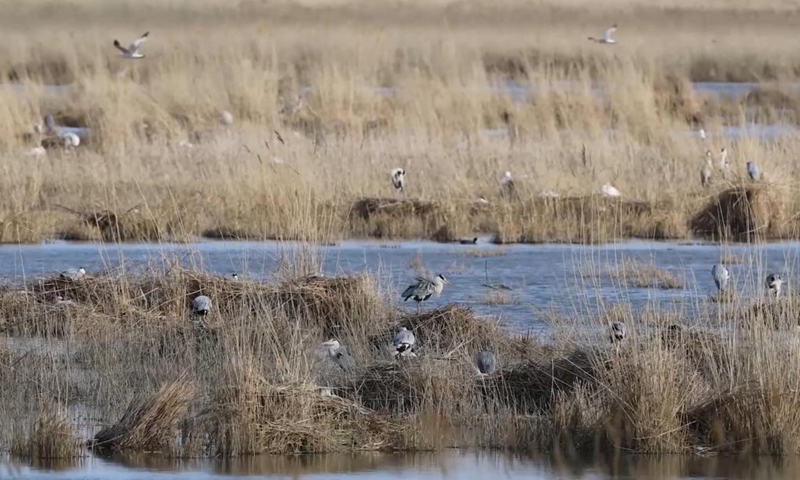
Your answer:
(113, 40), (130, 55)
(129, 31), (149, 53)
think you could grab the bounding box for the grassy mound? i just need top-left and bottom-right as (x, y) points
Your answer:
(690, 186), (782, 242)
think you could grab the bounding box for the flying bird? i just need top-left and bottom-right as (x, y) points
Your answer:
(113, 32), (149, 59)
(391, 168), (406, 194)
(588, 24), (617, 44)
(766, 273), (783, 298)
(393, 326), (416, 358)
(711, 264), (729, 292)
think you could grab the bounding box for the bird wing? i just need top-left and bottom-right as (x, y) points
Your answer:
(113, 41), (130, 55)
(129, 32), (149, 53)
(401, 284), (417, 299)
(603, 26), (616, 41)
(394, 330), (414, 347)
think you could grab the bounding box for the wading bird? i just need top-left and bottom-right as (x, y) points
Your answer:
(747, 161), (760, 181)
(393, 326), (416, 358)
(192, 295), (212, 316)
(476, 350), (497, 376)
(113, 31), (149, 59)
(712, 264), (729, 292)
(610, 322), (626, 343)
(401, 274), (448, 309)
(766, 273), (783, 298)
(701, 152), (713, 188)
(588, 24), (617, 44)
(60, 267), (86, 280)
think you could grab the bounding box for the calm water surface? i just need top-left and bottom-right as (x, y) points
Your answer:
(0, 239), (798, 331)
(4, 451), (800, 480)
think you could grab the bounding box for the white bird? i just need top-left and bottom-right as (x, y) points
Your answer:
(610, 322), (626, 342)
(55, 296), (75, 307)
(220, 111), (234, 126)
(231, 273), (240, 281)
(393, 326), (416, 358)
(601, 183), (620, 197)
(766, 273), (783, 298)
(192, 295), (212, 316)
(476, 350), (497, 376)
(588, 24), (617, 44)
(538, 190), (560, 199)
(718, 148), (729, 173)
(390, 168), (406, 194)
(475, 196), (490, 205)
(113, 32), (149, 59)
(699, 128), (707, 140)
(59, 267), (86, 280)
(711, 264), (729, 292)
(401, 274), (447, 304)
(61, 132), (80, 148)
(701, 152), (713, 188)
(501, 171), (515, 196)
(42, 115), (81, 149)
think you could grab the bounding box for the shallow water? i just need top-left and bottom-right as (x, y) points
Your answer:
(4, 450), (800, 479)
(1, 239), (797, 331)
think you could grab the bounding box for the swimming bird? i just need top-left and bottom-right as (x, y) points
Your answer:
(711, 263), (729, 292)
(747, 161), (760, 181)
(766, 273), (783, 298)
(588, 24), (617, 44)
(401, 274), (448, 305)
(501, 171), (515, 196)
(459, 237), (478, 245)
(60, 267), (86, 280)
(476, 350), (497, 376)
(393, 326), (416, 358)
(220, 111), (234, 126)
(610, 322), (626, 342)
(701, 152), (713, 188)
(192, 295), (212, 316)
(390, 168), (406, 194)
(113, 31), (149, 59)
(601, 183), (620, 197)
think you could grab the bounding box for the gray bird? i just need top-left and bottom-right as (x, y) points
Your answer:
(459, 237), (478, 245)
(192, 295), (212, 316)
(60, 266), (86, 280)
(747, 161), (760, 181)
(701, 152), (713, 188)
(320, 339), (356, 371)
(390, 168), (406, 194)
(476, 350), (497, 375)
(712, 263), (729, 291)
(401, 274), (448, 305)
(393, 326), (416, 357)
(766, 273), (783, 298)
(610, 322), (626, 343)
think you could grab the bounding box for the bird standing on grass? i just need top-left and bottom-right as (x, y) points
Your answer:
(192, 295), (212, 316)
(588, 24), (617, 44)
(711, 264), (729, 292)
(766, 273), (783, 298)
(401, 274), (448, 310)
(390, 168), (406, 194)
(393, 326), (416, 358)
(601, 183), (620, 197)
(320, 339), (355, 371)
(113, 32), (149, 59)
(747, 161), (761, 181)
(60, 267), (86, 280)
(501, 171), (515, 197)
(701, 151), (713, 188)
(610, 322), (626, 343)
(476, 350), (497, 376)
(718, 148), (729, 176)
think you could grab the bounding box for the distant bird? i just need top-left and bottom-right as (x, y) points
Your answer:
(475, 196), (490, 205)
(701, 152), (713, 188)
(538, 190), (560, 199)
(393, 326), (416, 358)
(390, 168), (406, 194)
(61, 132), (80, 148)
(698, 128), (706, 140)
(711, 263), (729, 292)
(401, 274), (448, 306)
(55, 296), (75, 307)
(231, 273), (240, 281)
(41, 115), (81, 149)
(501, 171), (515, 196)
(280, 95), (305, 115)
(320, 339), (355, 371)
(459, 237), (478, 245)
(476, 350), (497, 375)
(601, 183), (620, 197)
(220, 111), (234, 126)
(610, 321), (626, 343)
(718, 148), (729, 173)
(588, 24), (617, 44)
(60, 267), (86, 280)
(747, 161), (760, 181)
(766, 273), (783, 298)
(192, 295), (212, 316)
(113, 31), (149, 59)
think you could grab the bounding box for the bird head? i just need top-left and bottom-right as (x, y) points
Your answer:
(437, 274), (449, 284)
(78, 267), (86, 275)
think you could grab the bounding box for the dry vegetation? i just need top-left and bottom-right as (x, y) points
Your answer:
(0, 0), (798, 243)
(2, 263), (800, 460)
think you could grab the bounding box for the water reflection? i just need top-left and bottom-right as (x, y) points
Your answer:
(4, 451), (800, 479)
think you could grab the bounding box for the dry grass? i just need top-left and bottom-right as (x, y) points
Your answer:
(11, 404), (83, 459)
(612, 258), (685, 290)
